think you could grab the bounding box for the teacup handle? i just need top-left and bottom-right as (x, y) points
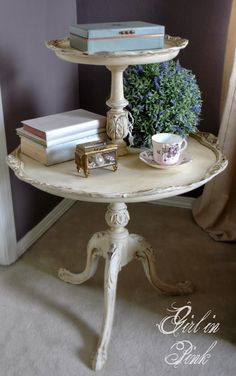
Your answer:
(180, 139), (187, 151)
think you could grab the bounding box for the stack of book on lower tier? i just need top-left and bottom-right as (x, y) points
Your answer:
(17, 109), (107, 165)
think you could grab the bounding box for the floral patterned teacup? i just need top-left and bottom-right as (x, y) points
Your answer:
(152, 133), (187, 165)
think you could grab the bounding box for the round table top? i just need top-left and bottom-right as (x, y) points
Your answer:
(46, 35), (188, 66)
(7, 133), (227, 203)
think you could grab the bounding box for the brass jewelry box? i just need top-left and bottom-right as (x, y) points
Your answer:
(75, 141), (118, 177)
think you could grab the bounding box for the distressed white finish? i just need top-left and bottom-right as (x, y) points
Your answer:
(7, 133), (228, 203)
(105, 65), (129, 155)
(46, 35), (188, 155)
(7, 132), (227, 370)
(59, 202), (192, 371)
(46, 35), (188, 66)
(0, 87), (17, 265)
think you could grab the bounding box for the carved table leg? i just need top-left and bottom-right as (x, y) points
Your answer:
(91, 243), (122, 371)
(91, 203), (129, 370)
(58, 232), (102, 284)
(133, 235), (194, 295)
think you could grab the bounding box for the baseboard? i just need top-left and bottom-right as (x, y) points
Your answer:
(17, 198), (75, 259)
(149, 196), (195, 209)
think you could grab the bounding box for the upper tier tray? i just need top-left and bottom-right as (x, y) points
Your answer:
(45, 35), (188, 66)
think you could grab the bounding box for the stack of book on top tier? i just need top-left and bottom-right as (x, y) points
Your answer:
(17, 109), (107, 165)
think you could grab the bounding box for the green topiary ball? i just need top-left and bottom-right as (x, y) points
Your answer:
(123, 59), (202, 148)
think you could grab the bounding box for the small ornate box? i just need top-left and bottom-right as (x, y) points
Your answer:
(69, 21), (165, 53)
(75, 141), (118, 177)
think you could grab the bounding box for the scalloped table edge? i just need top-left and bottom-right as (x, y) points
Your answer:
(7, 133), (228, 203)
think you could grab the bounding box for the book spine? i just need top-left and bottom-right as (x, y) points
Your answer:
(21, 138), (47, 164)
(22, 119), (106, 141)
(22, 125), (46, 140)
(47, 128), (106, 146)
(16, 128), (47, 145)
(46, 133), (107, 165)
(17, 127), (106, 147)
(20, 133), (107, 165)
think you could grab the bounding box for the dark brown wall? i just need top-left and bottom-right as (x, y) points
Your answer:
(1, 0), (79, 240)
(76, 0), (232, 135)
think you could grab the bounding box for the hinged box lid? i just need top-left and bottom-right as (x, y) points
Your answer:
(69, 21), (164, 39)
(76, 141), (117, 154)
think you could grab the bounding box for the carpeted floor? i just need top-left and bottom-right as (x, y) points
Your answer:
(0, 202), (236, 376)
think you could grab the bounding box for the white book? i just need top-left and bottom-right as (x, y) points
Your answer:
(22, 108), (106, 141)
(20, 132), (107, 165)
(16, 127), (106, 147)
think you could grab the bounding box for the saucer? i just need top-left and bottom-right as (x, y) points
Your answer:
(139, 149), (192, 169)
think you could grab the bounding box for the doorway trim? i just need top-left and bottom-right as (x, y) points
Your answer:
(0, 86), (74, 265)
(0, 86), (17, 265)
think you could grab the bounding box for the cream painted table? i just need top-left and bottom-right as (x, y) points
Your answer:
(7, 133), (227, 371)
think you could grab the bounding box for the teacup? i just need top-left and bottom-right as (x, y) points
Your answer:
(152, 133), (187, 166)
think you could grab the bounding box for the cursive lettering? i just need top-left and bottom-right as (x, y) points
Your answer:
(165, 340), (217, 367)
(156, 301), (220, 336)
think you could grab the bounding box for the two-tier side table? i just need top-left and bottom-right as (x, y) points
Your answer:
(7, 133), (227, 370)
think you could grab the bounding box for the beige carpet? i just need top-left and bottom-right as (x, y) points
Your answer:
(1, 202), (236, 376)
